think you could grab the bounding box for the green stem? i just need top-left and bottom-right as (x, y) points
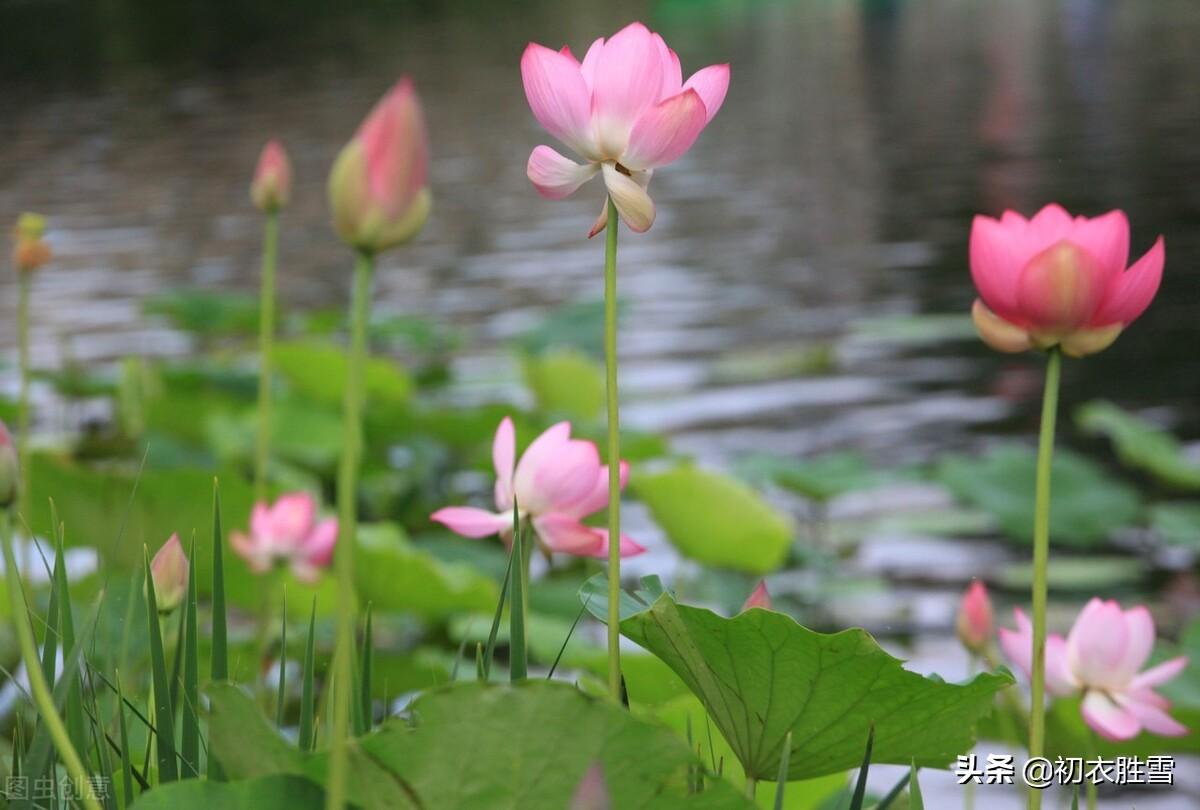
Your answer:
(603, 197), (622, 702)
(1, 511), (102, 810)
(17, 273), (31, 531)
(326, 250), (372, 810)
(1027, 348), (1061, 810)
(745, 776), (756, 799)
(1084, 730), (1099, 810)
(254, 211), (280, 502)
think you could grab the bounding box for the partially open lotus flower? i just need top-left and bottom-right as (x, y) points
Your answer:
(150, 533), (189, 614)
(431, 417), (645, 559)
(522, 22), (729, 235)
(231, 492), (338, 582)
(969, 205), (1164, 357)
(329, 78), (431, 254)
(251, 140), (292, 213)
(999, 599), (1188, 740)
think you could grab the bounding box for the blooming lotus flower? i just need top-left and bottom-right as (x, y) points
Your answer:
(956, 580), (993, 654)
(0, 420), (16, 509)
(430, 417), (645, 559)
(740, 580), (771, 612)
(251, 140), (292, 213)
(999, 599), (1189, 740)
(970, 205), (1164, 357)
(329, 78), (431, 254)
(522, 22), (729, 235)
(12, 213), (51, 274)
(150, 534), (189, 614)
(231, 492), (338, 583)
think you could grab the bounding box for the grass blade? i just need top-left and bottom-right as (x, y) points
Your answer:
(210, 479), (228, 681)
(874, 769), (912, 809)
(546, 597), (589, 680)
(143, 546), (177, 782)
(358, 603), (373, 733)
(180, 534), (200, 777)
(483, 526), (516, 680)
(276, 588), (288, 728)
(84, 665), (116, 810)
(908, 761), (923, 810)
(509, 510), (527, 682)
(298, 597), (316, 752)
(847, 724), (875, 810)
(116, 673), (135, 808)
(773, 730), (792, 810)
(475, 642), (485, 682)
(1071, 785), (1080, 810)
(51, 513), (90, 767)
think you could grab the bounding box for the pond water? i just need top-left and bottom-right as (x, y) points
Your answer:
(1, 2), (1199, 804)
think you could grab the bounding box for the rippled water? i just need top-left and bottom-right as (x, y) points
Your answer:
(2, 2), (1200, 802)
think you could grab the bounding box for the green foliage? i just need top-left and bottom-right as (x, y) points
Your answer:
(634, 464), (793, 573)
(620, 595), (1012, 781)
(936, 446), (1141, 546)
(1149, 502), (1200, 548)
(1077, 400), (1200, 490)
(143, 289), (261, 340)
(737, 452), (884, 502)
(521, 348), (604, 421)
(142, 549), (177, 782)
(128, 774), (325, 809)
(272, 340), (411, 410)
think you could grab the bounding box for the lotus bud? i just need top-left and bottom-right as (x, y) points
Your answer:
(251, 140), (292, 213)
(0, 420), (17, 509)
(12, 213), (51, 274)
(150, 533), (189, 613)
(329, 77), (431, 255)
(740, 580), (772, 612)
(570, 763), (610, 810)
(956, 580), (993, 654)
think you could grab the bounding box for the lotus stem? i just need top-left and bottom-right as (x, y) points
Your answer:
(327, 249), (372, 810)
(603, 196), (622, 702)
(254, 210), (280, 501)
(17, 273), (31, 531)
(1, 510), (102, 810)
(1028, 347), (1061, 810)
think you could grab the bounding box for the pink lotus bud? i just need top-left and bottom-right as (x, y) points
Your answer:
(329, 78), (431, 254)
(0, 420), (17, 509)
(150, 534), (189, 613)
(740, 580), (771, 612)
(956, 580), (993, 653)
(570, 763), (610, 810)
(969, 205), (1163, 357)
(12, 212), (51, 274)
(250, 140), (292, 213)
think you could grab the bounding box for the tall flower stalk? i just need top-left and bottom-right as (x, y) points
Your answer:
(966, 204), (1164, 810)
(520, 22), (729, 701)
(250, 140), (292, 500)
(12, 213), (50, 529)
(326, 78), (430, 810)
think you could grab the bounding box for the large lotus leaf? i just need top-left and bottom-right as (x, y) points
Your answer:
(737, 452), (885, 502)
(1149, 502), (1200, 548)
(1077, 400), (1200, 490)
(521, 347), (604, 421)
(128, 775), (324, 809)
(361, 681), (755, 809)
(620, 596), (1012, 781)
(634, 464), (793, 573)
(935, 445), (1141, 546)
(273, 340), (411, 409)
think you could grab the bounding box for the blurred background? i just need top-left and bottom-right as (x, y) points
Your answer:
(1, 0), (1199, 806)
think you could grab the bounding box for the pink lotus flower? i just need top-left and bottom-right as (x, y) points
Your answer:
(521, 22), (729, 235)
(957, 580), (993, 654)
(999, 599), (1189, 740)
(250, 139), (292, 213)
(231, 492), (338, 583)
(740, 580), (771, 612)
(430, 417), (645, 559)
(150, 533), (189, 614)
(970, 205), (1164, 357)
(0, 420), (16, 509)
(329, 78), (431, 254)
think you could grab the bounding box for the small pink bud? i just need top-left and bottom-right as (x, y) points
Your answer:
(957, 580), (993, 654)
(740, 580), (772, 612)
(329, 77), (431, 254)
(150, 534), (189, 613)
(12, 212), (51, 274)
(570, 763), (610, 810)
(0, 420), (17, 509)
(250, 140), (292, 213)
